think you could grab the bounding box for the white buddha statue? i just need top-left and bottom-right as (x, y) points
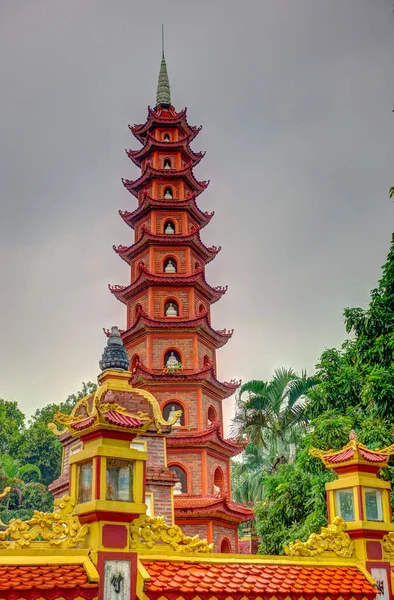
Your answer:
(164, 159), (171, 169)
(164, 188), (173, 199)
(164, 134), (170, 142)
(165, 302), (178, 317)
(165, 222), (175, 234)
(214, 484), (221, 495)
(164, 259), (176, 273)
(173, 481), (183, 495)
(168, 404), (182, 426)
(166, 352), (179, 369)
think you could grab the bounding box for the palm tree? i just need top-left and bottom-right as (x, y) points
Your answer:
(0, 454), (42, 514)
(231, 443), (272, 503)
(231, 368), (318, 469)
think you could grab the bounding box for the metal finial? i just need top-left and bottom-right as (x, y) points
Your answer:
(162, 24), (164, 59)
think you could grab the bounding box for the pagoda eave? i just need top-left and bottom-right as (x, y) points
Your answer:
(113, 228), (220, 265)
(120, 313), (233, 348)
(118, 194), (214, 230)
(108, 269), (227, 305)
(129, 106), (201, 143)
(167, 424), (245, 457)
(122, 167), (209, 198)
(130, 364), (241, 399)
(174, 495), (254, 523)
(126, 135), (204, 167)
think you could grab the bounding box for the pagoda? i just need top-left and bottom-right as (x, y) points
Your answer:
(108, 54), (253, 551)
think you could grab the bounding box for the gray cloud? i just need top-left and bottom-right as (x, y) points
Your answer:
(0, 0), (393, 430)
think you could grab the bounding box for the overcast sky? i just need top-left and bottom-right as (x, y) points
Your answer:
(0, 0), (393, 430)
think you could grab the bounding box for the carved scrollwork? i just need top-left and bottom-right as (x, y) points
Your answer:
(0, 496), (88, 549)
(129, 514), (212, 553)
(284, 516), (355, 557)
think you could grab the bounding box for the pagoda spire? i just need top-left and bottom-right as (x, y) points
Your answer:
(156, 26), (171, 107)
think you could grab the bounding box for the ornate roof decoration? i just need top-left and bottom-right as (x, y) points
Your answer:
(121, 311), (233, 349)
(113, 225), (220, 265)
(108, 266), (227, 305)
(99, 325), (130, 371)
(130, 514), (212, 553)
(119, 192), (214, 230)
(174, 493), (254, 522)
(141, 559), (378, 600)
(284, 516), (355, 558)
(166, 422), (245, 456)
(156, 56), (171, 107)
(130, 361), (241, 399)
(122, 165), (209, 197)
(309, 430), (394, 470)
(0, 496), (88, 550)
(129, 106), (201, 143)
(49, 373), (181, 437)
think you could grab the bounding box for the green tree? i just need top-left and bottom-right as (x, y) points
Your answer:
(231, 368), (317, 466)
(313, 233), (394, 419)
(0, 454), (46, 518)
(17, 381), (97, 486)
(0, 399), (25, 455)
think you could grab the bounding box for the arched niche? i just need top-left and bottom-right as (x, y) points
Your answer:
(220, 538), (232, 553)
(163, 187), (173, 199)
(207, 405), (217, 424)
(163, 158), (172, 169)
(164, 257), (177, 273)
(163, 133), (171, 142)
(134, 303), (143, 321)
(214, 466), (224, 494)
(163, 401), (185, 426)
(170, 464), (188, 495)
(164, 349), (182, 369)
(164, 299), (179, 317)
(164, 220), (175, 234)
(131, 354), (140, 370)
(203, 354), (211, 367)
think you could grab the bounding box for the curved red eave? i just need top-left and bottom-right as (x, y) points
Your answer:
(325, 448), (356, 463)
(108, 266), (228, 305)
(126, 132), (205, 167)
(167, 422), (245, 456)
(121, 311), (233, 349)
(129, 362), (240, 399)
(122, 165), (209, 198)
(129, 106), (201, 143)
(113, 225), (220, 265)
(119, 192), (214, 230)
(174, 493), (254, 522)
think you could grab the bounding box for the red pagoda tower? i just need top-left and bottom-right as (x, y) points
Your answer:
(109, 54), (253, 552)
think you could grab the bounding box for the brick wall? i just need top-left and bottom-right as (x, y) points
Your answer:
(155, 212), (184, 235)
(134, 215), (151, 241)
(167, 451), (202, 495)
(154, 249), (187, 274)
(156, 388), (199, 428)
(206, 454), (229, 494)
(213, 524), (238, 553)
(145, 482), (173, 524)
(197, 340), (215, 368)
(127, 293), (149, 327)
(176, 522), (208, 541)
(132, 250), (150, 281)
(151, 335), (194, 368)
(194, 292), (209, 317)
(153, 289), (190, 319)
(202, 394), (222, 428)
(125, 340), (146, 365)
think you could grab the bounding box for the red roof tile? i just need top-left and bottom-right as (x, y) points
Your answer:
(0, 565), (98, 599)
(142, 560), (377, 600)
(174, 494), (254, 522)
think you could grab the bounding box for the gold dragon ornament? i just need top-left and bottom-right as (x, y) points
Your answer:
(284, 516), (355, 557)
(0, 496), (88, 550)
(130, 514), (213, 553)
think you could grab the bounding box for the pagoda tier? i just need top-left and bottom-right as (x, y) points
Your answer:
(174, 494), (254, 524)
(126, 132), (205, 167)
(108, 266), (228, 304)
(122, 165), (209, 198)
(118, 311), (233, 349)
(119, 192), (214, 230)
(130, 106), (201, 143)
(113, 226), (221, 265)
(166, 422), (245, 458)
(130, 362), (240, 401)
